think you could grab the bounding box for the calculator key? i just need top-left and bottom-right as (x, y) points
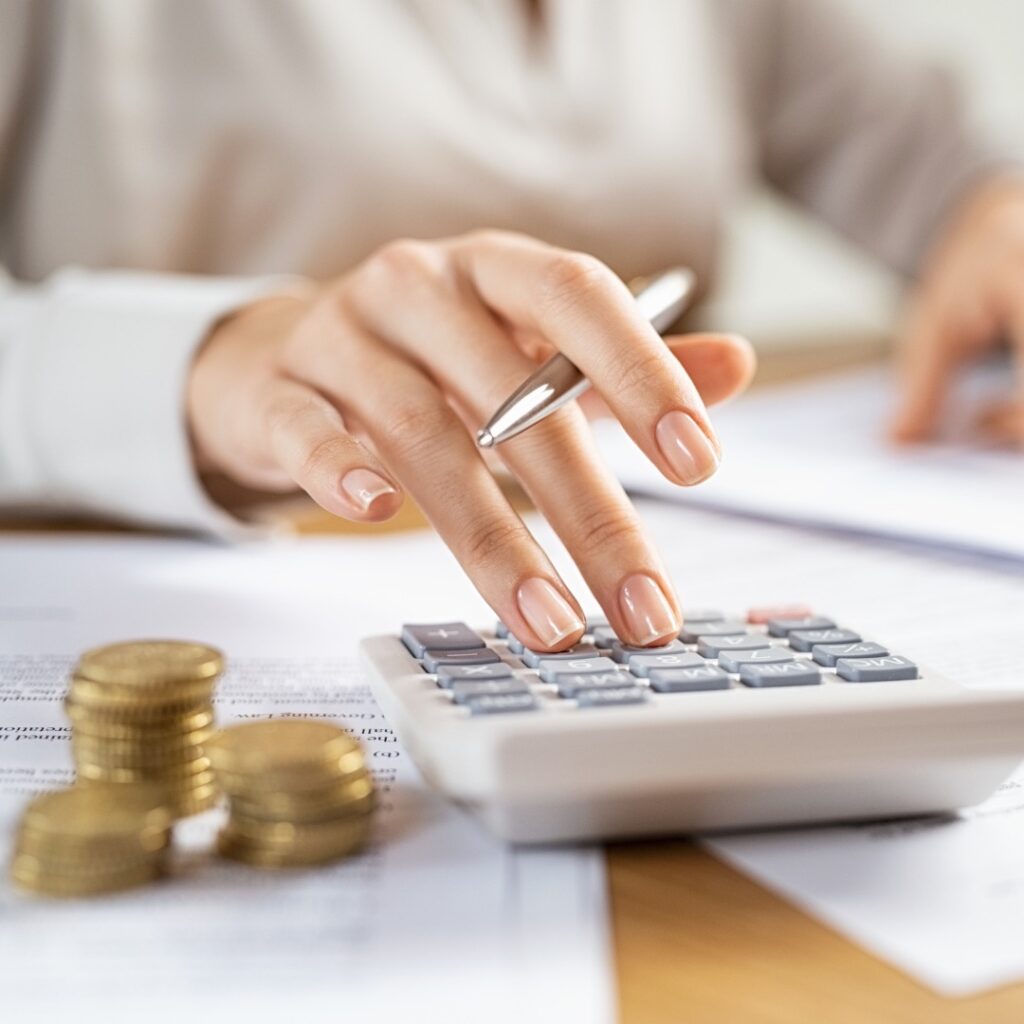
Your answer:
(422, 648), (501, 672)
(575, 686), (648, 708)
(747, 605), (812, 625)
(466, 693), (539, 715)
(681, 609), (725, 623)
(696, 634), (772, 658)
(766, 615), (836, 638)
(450, 679), (531, 703)
(436, 663), (514, 686)
(402, 622), (485, 658)
(788, 628), (861, 652)
(521, 643), (600, 668)
(506, 634), (526, 654)
(555, 671), (633, 697)
(648, 665), (730, 692)
(612, 639), (686, 664)
(586, 615), (609, 631)
(591, 626), (618, 649)
(539, 656), (619, 684)
(718, 647), (796, 673)
(678, 621), (748, 643)
(811, 641), (889, 667)
(627, 651), (706, 677)
(739, 661), (822, 687)
(494, 621), (510, 638)
(836, 655), (919, 682)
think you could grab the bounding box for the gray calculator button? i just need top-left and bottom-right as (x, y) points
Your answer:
(740, 661), (822, 687)
(648, 665), (730, 692)
(436, 662), (514, 686)
(612, 639), (686, 663)
(555, 671), (633, 697)
(766, 616), (836, 638)
(718, 647), (795, 673)
(836, 655), (919, 682)
(678, 621), (748, 643)
(696, 634), (771, 658)
(788, 628), (861, 652)
(494, 621), (510, 638)
(681, 609), (725, 624)
(506, 634), (526, 654)
(450, 678), (530, 703)
(812, 641), (889, 667)
(522, 643), (600, 668)
(401, 622), (485, 658)
(586, 615), (609, 631)
(467, 693), (539, 715)
(575, 686), (648, 708)
(422, 647), (501, 673)
(627, 651), (706, 677)
(539, 656), (619, 684)
(591, 626), (618, 649)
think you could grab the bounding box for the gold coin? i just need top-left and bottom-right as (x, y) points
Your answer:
(75, 760), (215, 784)
(68, 676), (215, 712)
(207, 721), (363, 783)
(16, 823), (171, 861)
(168, 782), (221, 818)
(76, 640), (224, 688)
(222, 812), (371, 849)
(18, 784), (172, 842)
(217, 817), (370, 868)
(66, 704), (215, 739)
(71, 730), (213, 766)
(10, 853), (163, 897)
(227, 773), (375, 823)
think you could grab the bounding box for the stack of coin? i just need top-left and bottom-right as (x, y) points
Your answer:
(9, 783), (172, 897)
(207, 720), (374, 868)
(66, 640), (223, 818)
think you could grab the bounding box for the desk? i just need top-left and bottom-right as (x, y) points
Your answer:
(8, 340), (1024, 1022)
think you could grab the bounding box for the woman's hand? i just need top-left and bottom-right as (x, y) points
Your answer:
(188, 231), (754, 652)
(892, 176), (1024, 447)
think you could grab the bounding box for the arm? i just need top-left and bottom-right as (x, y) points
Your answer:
(724, 0), (1024, 443)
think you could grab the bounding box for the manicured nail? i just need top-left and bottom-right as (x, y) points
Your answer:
(655, 411), (720, 485)
(618, 573), (679, 646)
(517, 578), (584, 648)
(340, 468), (397, 512)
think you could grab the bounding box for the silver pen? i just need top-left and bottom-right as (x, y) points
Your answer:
(476, 266), (697, 449)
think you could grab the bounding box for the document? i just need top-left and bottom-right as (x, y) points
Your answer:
(594, 364), (1024, 562)
(0, 534), (613, 1023)
(542, 500), (1022, 998)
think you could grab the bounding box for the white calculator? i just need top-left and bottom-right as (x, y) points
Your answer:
(360, 608), (1024, 843)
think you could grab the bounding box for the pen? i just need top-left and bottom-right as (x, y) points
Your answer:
(476, 266), (697, 449)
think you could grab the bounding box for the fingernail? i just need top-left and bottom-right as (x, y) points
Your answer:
(516, 578), (584, 648)
(655, 411), (720, 485)
(340, 468), (397, 512)
(618, 573), (679, 646)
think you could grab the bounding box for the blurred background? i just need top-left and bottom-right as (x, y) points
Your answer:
(704, 0), (1024, 352)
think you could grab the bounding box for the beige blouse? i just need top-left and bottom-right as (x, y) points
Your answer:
(0, 0), (1004, 530)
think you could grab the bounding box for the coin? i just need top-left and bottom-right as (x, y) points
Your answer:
(217, 816), (371, 868)
(65, 703), (215, 739)
(75, 757), (214, 784)
(10, 854), (164, 897)
(71, 729), (215, 765)
(19, 784), (172, 840)
(226, 773), (375, 823)
(68, 676), (215, 712)
(206, 720), (363, 782)
(76, 640), (224, 687)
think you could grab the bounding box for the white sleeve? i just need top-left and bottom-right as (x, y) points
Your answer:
(0, 267), (300, 534)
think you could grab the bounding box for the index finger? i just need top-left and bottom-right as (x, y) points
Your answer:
(451, 231), (721, 486)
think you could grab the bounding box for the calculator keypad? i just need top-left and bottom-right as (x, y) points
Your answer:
(398, 611), (923, 715)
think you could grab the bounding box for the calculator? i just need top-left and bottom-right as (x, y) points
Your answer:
(359, 608), (1024, 843)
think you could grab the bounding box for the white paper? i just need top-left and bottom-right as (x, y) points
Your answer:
(535, 499), (1023, 998)
(594, 364), (1024, 562)
(0, 534), (613, 1023)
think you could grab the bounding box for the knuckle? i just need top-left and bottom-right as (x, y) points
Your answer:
(461, 516), (530, 571)
(608, 346), (673, 401)
(380, 400), (460, 460)
(573, 502), (646, 553)
(538, 251), (616, 317)
(365, 238), (447, 289)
